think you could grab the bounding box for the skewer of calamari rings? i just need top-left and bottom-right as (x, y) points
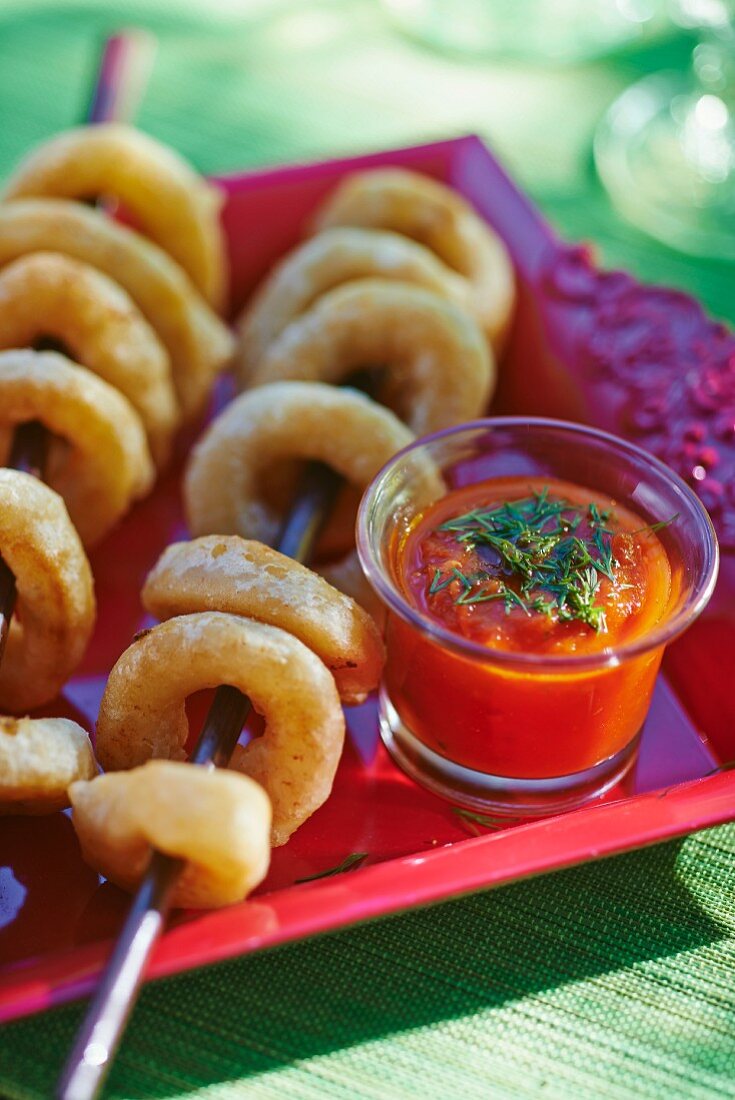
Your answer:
(95, 612), (345, 847)
(234, 227), (467, 386)
(247, 280), (493, 436)
(70, 762), (271, 908)
(142, 535), (384, 705)
(0, 470), (94, 713)
(2, 123), (227, 311)
(0, 349), (154, 546)
(0, 200), (234, 419)
(312, 167), (516, 354)
(0, 252), (177, 468)
(184, 381), (414, 608)
(0, 717), (97, 814)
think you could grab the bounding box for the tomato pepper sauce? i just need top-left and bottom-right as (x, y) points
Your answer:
(385, 476), (674, 779)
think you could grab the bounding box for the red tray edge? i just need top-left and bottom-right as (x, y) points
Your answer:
(2, 133), (732, 1026)
(2, 769), (733, 1023)
(214, 134), (483, 188)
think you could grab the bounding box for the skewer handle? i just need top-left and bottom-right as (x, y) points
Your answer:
(56, 686), (252, 1100)
(57, 462), (341, 1099)
(58, 23), (349, 1090)
(87, 31), (157, 126)
(56, 852), (182, 1100)
(0, 31), (158, 652)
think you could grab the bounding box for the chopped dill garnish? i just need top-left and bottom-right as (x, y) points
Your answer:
(451, 807), (507, 833)
(295, 852), (368, 883)
(629, 513), (680, 537)
(426, 488), (677, 634)
(428, 489), (627, 632)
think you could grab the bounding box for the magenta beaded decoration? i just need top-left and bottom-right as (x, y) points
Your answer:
(541, 244), (735, 550)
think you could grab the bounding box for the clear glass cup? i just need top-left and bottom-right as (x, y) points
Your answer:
(357, 418), (719, 816)
(595, 0), (735, 259)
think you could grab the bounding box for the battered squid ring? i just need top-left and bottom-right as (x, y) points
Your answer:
(0, 200), (234, 419)
(96, 612), (345, 846)
(142, 535), (384, 705)
(312, 167), (516, 354)
(0, 252), (177, 468)
(0, 470), (95, 713)
(3, 123), (227, 310)
(0, 349), (154, 546)
(184, 381), (414, 600)
(235, 227), (467, 386)
(248, 280), (493, 436)
(0, 717), (97, 814)
(69, 762), (271, 908)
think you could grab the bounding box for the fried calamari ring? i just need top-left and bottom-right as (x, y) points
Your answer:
(312, 167), (515, 354)
(0, 470), (94, 712)
(96, 612), (345, 846)
(0, 200), (234, 418)
(234, 227), (466, 385)
(0, 350), (154, 545)
(248, 280), (493, 435)
(70, 762), (270, 908)
(3, 123), (227, 310)
(0, 253), (177, 467)
(142, 535), (384, 705)
(184, 381), (414, 596)
(0, 717), (97, 815)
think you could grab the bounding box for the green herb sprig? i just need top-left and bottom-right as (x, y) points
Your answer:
(295, 852), (368, 884)
(451, 807), (508, 834)
(430, 489), (620, 632)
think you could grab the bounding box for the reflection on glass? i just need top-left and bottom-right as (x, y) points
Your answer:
(380, 0), (671, 62)
(595, 0), (735, 258)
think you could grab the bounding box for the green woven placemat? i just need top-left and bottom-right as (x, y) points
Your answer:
(0, 3), (733, 1097)
(2, 825), (735, 1099)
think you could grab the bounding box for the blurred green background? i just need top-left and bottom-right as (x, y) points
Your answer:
(0, 0), (731, 322)
(1, 4), (734, 1098)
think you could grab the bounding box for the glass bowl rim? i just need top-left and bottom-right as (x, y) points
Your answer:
(356, 416), (720, 672)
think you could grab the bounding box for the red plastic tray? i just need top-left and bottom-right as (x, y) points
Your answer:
(1, 135), (734, 1024)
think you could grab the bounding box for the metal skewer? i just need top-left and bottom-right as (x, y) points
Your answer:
(0, 28), (158, 647)
(0, 23), (208, 1099)
(56, 461), (342, 1100)
(0, 28), (349, 1099)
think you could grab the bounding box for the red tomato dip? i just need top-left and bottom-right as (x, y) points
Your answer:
(384, 476), (675, 779)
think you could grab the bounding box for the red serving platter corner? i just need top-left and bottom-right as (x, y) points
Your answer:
(1, 135), (734, 1024)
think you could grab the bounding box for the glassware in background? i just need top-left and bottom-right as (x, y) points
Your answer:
(379, 0), (672, 63)
(595, 0), (735, 259)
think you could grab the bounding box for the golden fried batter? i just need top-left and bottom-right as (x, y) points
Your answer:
(185, 381), (413, 611)
(235, 227), (467, 385)
(313, 167), (515, 354)
(96, 612), (345, 846)
(4, 123), (227, 310)
(0, 716), (97, 814)
(143, 535), (384, 704)
(0, 470), (95, 712)
(248, 280), (493, 436)
(0, 349), (154, 545)
(0, 252), (177, 467)
(70, 761), (270, 908)
(0, 200), (233, 418)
